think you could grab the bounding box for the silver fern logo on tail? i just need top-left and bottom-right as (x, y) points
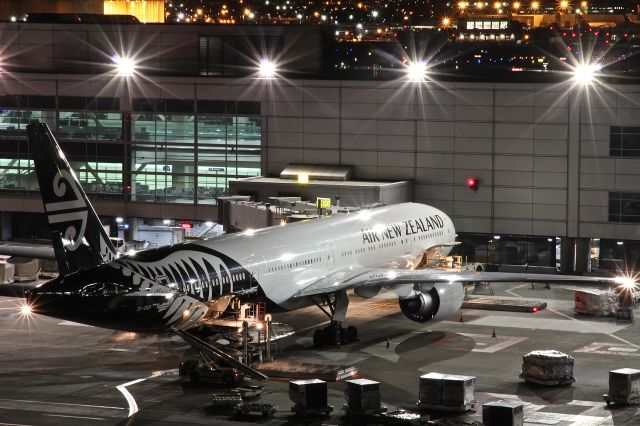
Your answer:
(44, 170), (88, 251)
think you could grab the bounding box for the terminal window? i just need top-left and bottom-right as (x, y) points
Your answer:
(609, 192), (640, 223)
(609, 126), (640, 157)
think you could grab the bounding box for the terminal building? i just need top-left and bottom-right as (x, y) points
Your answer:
(0, 20), (639, 273)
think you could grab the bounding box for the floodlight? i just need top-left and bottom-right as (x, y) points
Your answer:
(19, 304), (32, 317)
(113, 55), (137, 77)
(615, 276), (637, 290)
(258, 58), (277, 79)
(573, 63), (601, 85)
(407, 60), (428, 82)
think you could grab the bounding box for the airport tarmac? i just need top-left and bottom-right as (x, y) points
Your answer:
(0, 281), (638, 425)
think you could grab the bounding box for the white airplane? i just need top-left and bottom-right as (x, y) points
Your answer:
(23, 123), (634, 350)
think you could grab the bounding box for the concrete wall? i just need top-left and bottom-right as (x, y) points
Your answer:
(262, 80), (640, 239)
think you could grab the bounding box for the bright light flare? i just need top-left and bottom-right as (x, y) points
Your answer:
(297, 173), (309, 184)
(258, 58), (277, 79)
(113, 55), (137, 77)
(19, 304), (32, 317)
(615, 276), (637, 290)
(572, 62), (601, 85)
(406, 60), (428, 82)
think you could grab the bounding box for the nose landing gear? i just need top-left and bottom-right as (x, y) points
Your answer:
(310, 291), (358, 348)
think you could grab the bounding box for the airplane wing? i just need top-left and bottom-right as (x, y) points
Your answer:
(292, 267), (632, 298)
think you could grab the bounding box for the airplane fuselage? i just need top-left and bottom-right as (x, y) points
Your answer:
(28, 203), (455, 331)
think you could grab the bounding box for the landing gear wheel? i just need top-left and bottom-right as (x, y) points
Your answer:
(346, 326), (358, 342)
(313, 329), (324, 348)
(331, 327), (343, 347)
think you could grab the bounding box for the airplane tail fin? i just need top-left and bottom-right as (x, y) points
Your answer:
(27, 123), (117, 273)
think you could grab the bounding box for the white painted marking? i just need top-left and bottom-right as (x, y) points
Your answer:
(116, 382), (142, 418)
(57, 321), (93, 327)
(43, 414), (104, 421)
(609, 346), (638, 353)
(0, 422), (35, 426)
(466, 314), (628, 334)
(458, 333), (528, 353)
(115, 369), (176, 418)
(505, 284), (640, 349)
(0, 399), (124, 411)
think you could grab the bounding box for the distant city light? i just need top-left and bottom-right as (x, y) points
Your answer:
(163, 219), (171, 225)
(116, 217), (124, 223)
(258, 58), (277, 78)
(372, 10), (379, 18)
(407, 60), (428, 82)
(113, 55), (137, 77)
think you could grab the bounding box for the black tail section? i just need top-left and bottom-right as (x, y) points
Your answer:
(27, 123), (117, 273)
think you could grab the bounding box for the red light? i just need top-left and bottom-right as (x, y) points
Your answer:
(532, 307), (538, 312)
(180, 222), (193, 229)
(467, 177), (479, 190)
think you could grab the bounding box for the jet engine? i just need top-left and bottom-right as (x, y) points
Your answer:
(398, 282), (464, 323)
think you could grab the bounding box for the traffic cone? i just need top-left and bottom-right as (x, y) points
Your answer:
(459, 312), (464, 323)
(491, 328), (496, 338)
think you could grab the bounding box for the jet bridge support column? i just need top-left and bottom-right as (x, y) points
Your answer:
(560, 237), (575, 273)
(575, 238), (591, 274)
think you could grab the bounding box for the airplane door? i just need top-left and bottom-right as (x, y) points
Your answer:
(244, 253), (260, 290)
(404, 235), (413, 255)
(322, 243), (335, 271)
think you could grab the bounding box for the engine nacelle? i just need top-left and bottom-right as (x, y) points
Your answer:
(398, 282), (464, 323)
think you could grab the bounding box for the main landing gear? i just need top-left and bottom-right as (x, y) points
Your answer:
(310, 291), (358, 348)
